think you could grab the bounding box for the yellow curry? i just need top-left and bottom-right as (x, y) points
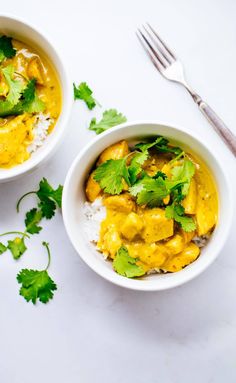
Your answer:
(85, 137), (218, 278)
(0, 35), (61, 168)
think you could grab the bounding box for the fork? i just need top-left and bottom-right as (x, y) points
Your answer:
(137, 23), (236, 157)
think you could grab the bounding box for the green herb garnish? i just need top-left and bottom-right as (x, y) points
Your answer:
(73, 82), (96, 110)
(113, 246), (145, 278)
(165, 201), (196, 232)
(89, 109), (127, 134)
(94, 158), (130, 194)
(0, 36), (16, 59)
(17, 242), (57, 304)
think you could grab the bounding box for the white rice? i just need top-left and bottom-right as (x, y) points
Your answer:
(27, 112), (54, 153)
(83, 198), (106, 242)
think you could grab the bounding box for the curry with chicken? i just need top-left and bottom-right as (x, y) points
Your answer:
(0, 35), (61, 168)
(85, 136), (218, 278)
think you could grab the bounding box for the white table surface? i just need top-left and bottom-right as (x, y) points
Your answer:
(0, 0), (236, 382)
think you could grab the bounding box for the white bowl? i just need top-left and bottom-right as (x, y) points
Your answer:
(62, 121), (233, 291)
(0, 14), (73, 182)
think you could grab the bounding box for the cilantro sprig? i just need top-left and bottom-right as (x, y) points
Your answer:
(0, 231), (30, 260)
(17, 242), (57, 304)
(93, 158), (130, 194)
(165, 201), (196, 232)
(89, 109), (127, 134)
(0, 36), (16, 60)
(113, 246), (145, 278)
(73, 82), (97, 110)
(17, 178), (63, 222)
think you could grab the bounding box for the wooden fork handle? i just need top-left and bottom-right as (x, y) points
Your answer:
(197, 98), (236, 156)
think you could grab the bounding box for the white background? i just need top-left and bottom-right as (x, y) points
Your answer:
(0, 0), (236, 382)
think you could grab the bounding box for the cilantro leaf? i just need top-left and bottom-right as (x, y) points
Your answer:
(0, 36), (16, 59)
(17, 269), (57, 304)
(7, 237), (27, 259)
(37, 178), (63, 208)
(113, 246), (145, 278)
(0, 50), (5, 62)
(2, 65), (25, 105)
(39, 198), (56, 219)
(73, 82), (96, 110)
(94, 158), (130, 194)
(128, 151), (149, 184)
(25, 208), (42, 234)
(153, 171), (167, 180)
(170, 159), (195, 195)
(89, 109), (127, 134)
(16, 242), (57, 304)
(135, 136), (183, 157)
(130, 175), (169, 207)
(0, 78), (45, 117)
(0, 242), (7, 255)
(165, 202), (196, 232)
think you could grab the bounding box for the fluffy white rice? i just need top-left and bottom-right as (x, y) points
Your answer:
(83, 198), (106, 242)
(27, 112), (54, 153)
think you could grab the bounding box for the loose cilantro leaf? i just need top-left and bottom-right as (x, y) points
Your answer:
(89, 109), (127, 134)
(25, 208), (42, 234)
(130, 175), (169, 207)
(128, 151), (149, 184)
(17, 178), (63, 219)
(94, 158), (130, 194)
(165, 202), (196, 232)
(36, 178), (63, 218)
(2, 65), (25, 105)
(7, 237), (27, 259)
(17, 269), (57, 304)
(73, 82), (96, 110)
(0, 36), (16, 59)
(113, 246), (145, 278)
(170, 159), (195, 195)
(0, 242), (7, 255)
(17, 242), (57, 304)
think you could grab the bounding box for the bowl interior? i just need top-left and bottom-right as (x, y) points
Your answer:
(63, 122), (233, 291)
(0, 15), (72, 182)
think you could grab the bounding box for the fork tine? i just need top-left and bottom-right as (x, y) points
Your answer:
(146, 23), (176, 60)
(143, 24), (171, 65)
(137, 28), (166, 69)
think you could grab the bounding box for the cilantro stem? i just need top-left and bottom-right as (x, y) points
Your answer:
(170, 151), (185, 165)
(0, 231), (30, 239)
(42, 242), (51, 270)
(16, 191), (37, 212)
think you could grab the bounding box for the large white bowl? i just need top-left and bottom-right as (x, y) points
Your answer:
(62, 121), (233, 291)
(0, 14), (73, 182)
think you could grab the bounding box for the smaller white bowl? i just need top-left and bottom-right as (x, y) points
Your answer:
(0, 14), (73, 182)
(62, 121), (233, 291)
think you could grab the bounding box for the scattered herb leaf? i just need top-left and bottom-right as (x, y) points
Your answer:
(7, 237), (27, 259)
(73, 82), (96, 110)
(89, 109), (127, 134)
(25, 208), (42, 234)
(0, 242), (7, 255)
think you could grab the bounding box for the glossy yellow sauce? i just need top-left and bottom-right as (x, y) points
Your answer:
(0, 38), (61, 168)
(85, 140), (218, 274)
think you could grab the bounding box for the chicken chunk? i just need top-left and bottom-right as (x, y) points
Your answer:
(103, 193), (135, 213)
(121, 212), (143, 240)
(182, 178), (197, 214)
(163, 242), (200, 272)
(85, 171), (102, 202)
(141, 208), (174, 243)
(97, 140), (129, 165)
(27, 57), (45, 85)
(97, 225), (122, 258)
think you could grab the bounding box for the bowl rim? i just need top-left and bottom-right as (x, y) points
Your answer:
(62, 120), (234, 291)
(0, 13), (73, 182)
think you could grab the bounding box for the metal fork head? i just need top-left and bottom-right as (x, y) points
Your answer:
(137, 23), (186, 84)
